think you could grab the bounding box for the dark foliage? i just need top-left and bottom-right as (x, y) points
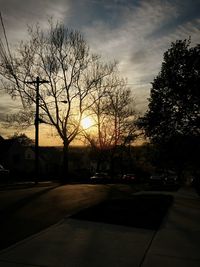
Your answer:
(138, 39), (200, 176)
(9, 133), (34, 146)
(140, 39), (200, 143)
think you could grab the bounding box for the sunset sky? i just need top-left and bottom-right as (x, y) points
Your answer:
(0, 0), (200, 145)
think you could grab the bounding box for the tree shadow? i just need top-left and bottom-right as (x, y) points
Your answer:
(72, 194), (174, 230)
(0, 184), (61, 221)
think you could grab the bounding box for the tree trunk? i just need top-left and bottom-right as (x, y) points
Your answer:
(109, 148), (116, 177)
(96, 149), (102, 172)
(62, 141), (69, 183)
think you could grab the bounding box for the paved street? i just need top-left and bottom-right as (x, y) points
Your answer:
(0, 182), (136, 250)
(0, 187), (199, 266)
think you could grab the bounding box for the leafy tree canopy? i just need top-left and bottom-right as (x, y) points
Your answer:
(141, 39), (200, 144)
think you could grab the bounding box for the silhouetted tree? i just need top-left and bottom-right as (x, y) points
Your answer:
(9, 133), (34, 146)
(141, 39), (200, 143)
(83, 77), (138, 173)
(0, 19), (117, 181)
(140, 39), (200, 177)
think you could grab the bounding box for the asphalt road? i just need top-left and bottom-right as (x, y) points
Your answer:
(0, 182), (136, 250)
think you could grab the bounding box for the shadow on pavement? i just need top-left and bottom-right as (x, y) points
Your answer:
(0, 184), (61, 221)
(0, 184), (62, 250)
(72, 194), (174, 230)
(147, 184), (181, 191)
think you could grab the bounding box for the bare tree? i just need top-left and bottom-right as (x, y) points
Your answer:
(82, 76), (138, 173)
(0, 19), (116, 180)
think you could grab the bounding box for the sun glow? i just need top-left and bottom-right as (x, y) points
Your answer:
(81, 117), (93, 129)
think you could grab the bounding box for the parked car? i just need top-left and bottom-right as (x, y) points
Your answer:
(122, 173), (136, 183)
(163, 174), (179, 185)
(0, 164), (9, 178)
(149, 174), (165, 185)
(90, 172), (111, 183)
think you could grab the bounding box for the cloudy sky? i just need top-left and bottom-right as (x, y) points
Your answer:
(0, 0), (200, 144)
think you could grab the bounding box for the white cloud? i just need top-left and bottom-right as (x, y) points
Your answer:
(0, 0), (200, 137)
(0, 0), (70, 43)
(81, 0), (200, 112)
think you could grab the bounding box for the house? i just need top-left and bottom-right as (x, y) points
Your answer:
(0, 136), (35, 177)
(38, 146), (62, 178)
(0, 135), (100, 180)
(0, 135), (64, 179)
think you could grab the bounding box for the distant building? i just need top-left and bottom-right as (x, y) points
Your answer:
(0, 135), (99, 180)
(0, 136), (35, 177)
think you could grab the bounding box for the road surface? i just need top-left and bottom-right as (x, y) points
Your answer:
(0, 182), (135, 250)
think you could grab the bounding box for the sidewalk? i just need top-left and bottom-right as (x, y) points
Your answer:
(0, 187), (199, 267)
(142, 187), (200, 267)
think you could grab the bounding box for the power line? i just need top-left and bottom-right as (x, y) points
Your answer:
(0, 12), (12, 63)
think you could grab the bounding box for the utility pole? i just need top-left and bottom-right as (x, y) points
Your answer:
(26, 76), (49, 184)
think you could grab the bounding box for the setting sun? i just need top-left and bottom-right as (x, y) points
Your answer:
(81, 117), (93, 129)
